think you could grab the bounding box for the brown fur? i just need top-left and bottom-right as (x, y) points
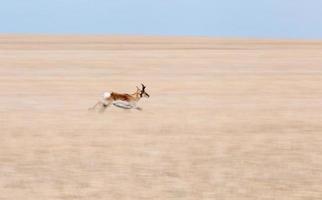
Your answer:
(109, 92), (138, 102)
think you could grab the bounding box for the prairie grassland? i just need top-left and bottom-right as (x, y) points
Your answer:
(1, 36), (322, 199)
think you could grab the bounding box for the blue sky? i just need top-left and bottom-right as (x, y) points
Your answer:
(0, 0), (321, 39)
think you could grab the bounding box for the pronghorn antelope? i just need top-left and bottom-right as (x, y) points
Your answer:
(89, 84), (150, 112)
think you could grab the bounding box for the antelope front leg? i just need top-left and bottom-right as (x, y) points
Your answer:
(131, 102), (142, 111)
(135, 106), (143, 111)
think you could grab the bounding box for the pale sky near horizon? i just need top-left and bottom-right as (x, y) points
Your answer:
(0, 0), (321, 39)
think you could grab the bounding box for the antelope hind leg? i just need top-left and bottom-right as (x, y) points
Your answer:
(99, 101), (112, 113)
(88, 101), (102, 111)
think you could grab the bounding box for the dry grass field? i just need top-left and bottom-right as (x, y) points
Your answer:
(1, 35), (322, 200)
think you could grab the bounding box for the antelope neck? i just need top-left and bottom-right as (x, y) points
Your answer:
(132, 91), (141, 101)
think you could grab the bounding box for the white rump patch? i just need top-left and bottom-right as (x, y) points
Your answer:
(102, 92), (111, 99)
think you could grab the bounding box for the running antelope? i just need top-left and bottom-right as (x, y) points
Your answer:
(89, 84), (150, 112)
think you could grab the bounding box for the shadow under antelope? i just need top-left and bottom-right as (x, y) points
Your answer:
(89, 83), (150, 112)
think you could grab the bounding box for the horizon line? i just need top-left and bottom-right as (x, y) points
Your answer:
(0, 33), (322, 42)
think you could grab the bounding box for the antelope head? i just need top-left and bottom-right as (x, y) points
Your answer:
(139, 83), (150, 98)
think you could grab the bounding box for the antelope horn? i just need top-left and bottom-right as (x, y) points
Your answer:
(141, 83), (146, 90)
